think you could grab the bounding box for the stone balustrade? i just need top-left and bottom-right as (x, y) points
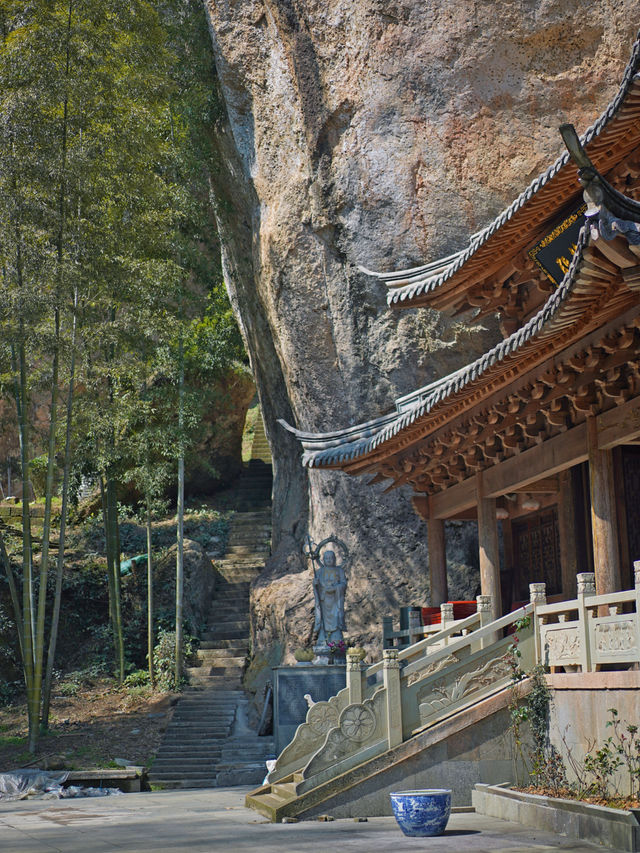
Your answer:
(267, 571), (640, 792)
(536, 567), (640, 672)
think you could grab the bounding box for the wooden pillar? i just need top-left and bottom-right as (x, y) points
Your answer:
(587, 417), (621, 594)
(477, 473), (502, 621)
(426, 518), (448, 606)
(412, 495), (448, 607)
(558, 469), (578, 599)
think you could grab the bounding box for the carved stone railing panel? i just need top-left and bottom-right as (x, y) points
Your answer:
(402, 629), (535, 735)
(540, 621), (581, 667)
(535, 571), (640, 672)
(298, 688), (388, 790)
(592, 614), (640, 663)
(267, 686), (350, 783)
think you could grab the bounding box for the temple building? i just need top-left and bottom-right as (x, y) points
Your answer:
(282, 35), (640, 620)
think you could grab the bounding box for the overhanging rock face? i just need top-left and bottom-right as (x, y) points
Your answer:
(202, 0), (640, 653)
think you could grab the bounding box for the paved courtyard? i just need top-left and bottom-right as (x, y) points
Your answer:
(0, 787), (620, 853)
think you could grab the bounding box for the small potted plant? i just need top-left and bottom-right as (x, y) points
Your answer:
(293, 647), (314, 665)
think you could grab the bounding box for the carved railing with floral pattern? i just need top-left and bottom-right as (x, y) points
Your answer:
(262, 570), (640, 801)
(268, 593), (539, 792)
(536, 566), (640, 672)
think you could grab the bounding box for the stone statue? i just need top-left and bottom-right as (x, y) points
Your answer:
(303, 535), (349, 659)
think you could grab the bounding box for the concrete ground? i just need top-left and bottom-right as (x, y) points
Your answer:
(0, 787), (621, 853)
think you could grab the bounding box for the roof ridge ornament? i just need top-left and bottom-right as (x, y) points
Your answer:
(560, 122), (640, 233)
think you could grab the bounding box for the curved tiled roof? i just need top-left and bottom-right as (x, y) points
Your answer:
(281, 223), (592, 469)
(282, 163), (640, 472)
(364, 33), (640, 309)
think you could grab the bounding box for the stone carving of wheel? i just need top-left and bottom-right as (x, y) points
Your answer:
(308, 702), (339, 736)
(340, 704), (376, 742)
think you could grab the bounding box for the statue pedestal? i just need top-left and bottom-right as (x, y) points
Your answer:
(272, 664), (346, 754)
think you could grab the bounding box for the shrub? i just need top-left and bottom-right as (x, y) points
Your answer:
(123, 669), (150, 688)
(152, 629), (196, 691)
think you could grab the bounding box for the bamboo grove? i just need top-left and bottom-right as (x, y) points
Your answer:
(0, 0), (244, 751)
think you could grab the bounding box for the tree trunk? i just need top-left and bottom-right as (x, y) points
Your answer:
(42, 302), (77, 728)
(18, 321), (37, 752)
(0, 528), (24, 664)
(106, 475), (124, 682)
(175, 334), (185, 688)
(100, 476), (119, 675)
(146, 494), (154, 686)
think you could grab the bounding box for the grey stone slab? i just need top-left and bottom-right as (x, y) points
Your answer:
(273, 664), (347, 753)
(0, 790), (618, 853)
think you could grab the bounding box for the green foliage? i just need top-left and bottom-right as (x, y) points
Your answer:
(581, 709), (640, 799)
(0, 0), (246, 746)
(0, 734), (27, 747)
(152, 628), (195, 692)
(28, 456), (49, 499)
(0, 680), (22, 707)
(55, 680), (79, 697)
(123, 669), (150, 688)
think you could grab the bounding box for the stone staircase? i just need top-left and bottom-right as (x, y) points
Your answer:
(148, 411), (275, 789)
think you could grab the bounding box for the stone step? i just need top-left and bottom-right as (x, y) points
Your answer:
(185, 676), (243, 688)
(191, 663), (246, 675)
(219, 744), (276, 755)
(171, 709), (235, 718)
(158, 738), (230, 747)
(171, 705), (235, 712)
(209, 594), (249, 604)
(172, 702), (238, 710)
(195, 651), (246, 663)
(178, 688), (243, 705)
(178, 688), (244, 706)
(191, 666), (245, 678)
(205, 617), (249, 629)
(199, 639), (249, 651)
(225, 545), (269, 553)
(215, 767), (267, 786)
(155, 745), (225, 753)
(202, 626), (249, 639)
(147, 779), (219, 789)
(228, 523), (270, 531)
(163, 727), (232, 736)
(149, 771), (220, 781)
(204, 624), (248, 634)
(152, 760), (222, 770)
(207, 607), (249, 631)
(207, 606), (249, 618)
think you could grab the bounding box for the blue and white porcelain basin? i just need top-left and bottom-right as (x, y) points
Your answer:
(389, 789), (452, 837)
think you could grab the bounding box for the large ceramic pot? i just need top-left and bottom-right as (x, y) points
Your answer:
(389, 789), (452, 837)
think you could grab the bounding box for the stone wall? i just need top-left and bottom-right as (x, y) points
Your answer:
(203, 0), (640, 659)
(548, 672), (640, 797)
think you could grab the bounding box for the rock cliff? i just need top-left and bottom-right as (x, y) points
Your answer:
(203, 0), (640, 660)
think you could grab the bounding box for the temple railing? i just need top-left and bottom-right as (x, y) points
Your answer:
(267, 568), (640, 790)
(382, 601), (481, 649)
(536, 566), (640, 672)
(267, 592), (533, 786)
